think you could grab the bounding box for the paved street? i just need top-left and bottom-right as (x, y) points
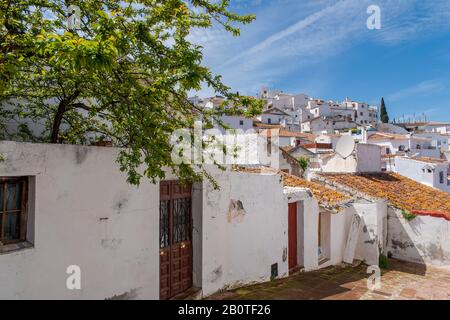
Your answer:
(207, 260), (450, 300)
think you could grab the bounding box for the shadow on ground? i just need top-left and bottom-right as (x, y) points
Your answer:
(206, 259), (450, 300)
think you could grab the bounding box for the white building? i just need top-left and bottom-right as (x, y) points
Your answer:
(395, 157), (450, 193)
(415, 132), (450, 152)
(367, 132), (441, 159)
(342, 97), (378, 126)
(258, 107), (294, 126)
(319, 143), (383, 174)
(189, 95), (254, 134)
(1, 140), (450, 299)
(398, 121), (450, 134)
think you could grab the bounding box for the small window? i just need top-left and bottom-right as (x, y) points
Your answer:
(416, 144), (421, 149)
(399, 145), (405, 151)
(268, 118), (271, 124)
(440, 171), (444, 184)
(360, 112), (363, 116)
(0, 177), (28, 245)
(239, 120), (244, 126)
(386, 148), (391, 154)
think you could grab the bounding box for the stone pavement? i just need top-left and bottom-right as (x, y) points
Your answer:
(207, 259), (450, 300)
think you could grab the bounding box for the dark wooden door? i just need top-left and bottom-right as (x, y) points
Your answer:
(159, 181), (193, 300)
(288, 202), (298, 273)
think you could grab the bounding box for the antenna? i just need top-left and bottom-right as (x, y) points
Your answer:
(335, 135), (356, 159)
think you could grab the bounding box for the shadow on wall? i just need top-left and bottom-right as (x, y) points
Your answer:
(386, 208), (427, 275)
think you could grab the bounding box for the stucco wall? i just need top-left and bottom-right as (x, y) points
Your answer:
(353, 201), (388, 266)
(200, 169), (290, 296)
(387, 208), (450, 266)
(320, 144), (382, 173)
(0, 141), (159, 299)
(395, 157), (450, 193)
(356, 144), (382, 172)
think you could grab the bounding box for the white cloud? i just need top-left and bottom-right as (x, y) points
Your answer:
(387, 80), (446, 102)
(189, 0), (450, 96)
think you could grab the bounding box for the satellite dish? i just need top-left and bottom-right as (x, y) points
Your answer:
(335, 135), (355, 158)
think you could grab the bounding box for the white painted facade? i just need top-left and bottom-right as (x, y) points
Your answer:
(320, 144), (382, 173)
(200, 169), (290, 295)
(415, 132), (450, 152)
(258, 108), (294, 126)
(394, 157), (450, 193)
(368, 135), (440, 159)
(213, 115), (253, 134)
(387, 208), (450, 266)
(0, 141), (160, 300)
(0, 141), (361, 299)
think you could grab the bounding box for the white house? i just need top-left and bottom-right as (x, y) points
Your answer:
(1, 139), (404, 299)
(315, 172), (450, 267)
(397, 121), (450, 134)
(1, 140), (450, 299)
(319, 143), (383, 174)
(258, 107), (294, 126)
(395, 157), (450, 193)
(342, 98), (378, 126)
(422, 122), (450, 134)
(367, 132), (440, 159)
(213, 115), (253, 134)
(415, 132), (450, 152)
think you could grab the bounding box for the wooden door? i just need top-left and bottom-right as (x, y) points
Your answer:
(159, 181), (193, 300)
(288, 202), (298, 273)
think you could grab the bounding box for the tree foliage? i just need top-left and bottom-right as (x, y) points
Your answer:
(380, 97), (389, 123)
(0, 0), (263, 185)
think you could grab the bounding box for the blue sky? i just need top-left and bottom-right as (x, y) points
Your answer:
(190, 0), (450, 122)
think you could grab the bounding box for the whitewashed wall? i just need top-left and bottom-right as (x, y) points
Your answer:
(200, 169), (290, 296)
(321, 144), (382, 173)
(353, 201), (388, 266)
(215, 115), (253, 134)
(0, 141), (160, 300)
(387, 208), (450, 266)
(395, 157), (450, 193)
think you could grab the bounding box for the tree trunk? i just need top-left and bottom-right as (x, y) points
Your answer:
(50, 100), (67, 143)
(50, 90), (80, 143)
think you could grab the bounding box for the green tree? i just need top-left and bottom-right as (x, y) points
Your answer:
(0, 0), (263, 185)
(297, 156), (310, 172)
(380, 97), (389, 123)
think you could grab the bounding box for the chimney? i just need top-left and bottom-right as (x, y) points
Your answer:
(361, 127), (368, 143)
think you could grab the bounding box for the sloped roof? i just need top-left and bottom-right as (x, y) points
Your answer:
(368, 132), (432, 142)
(317, 172), (450, 220)
(262, 107), (290, 116)
(259, 128), (316, 141)
(234, 166), (351, 209)
(282, 173), (351, 209)
(408, 156), (449, 165)
(368, 133), (409, 141)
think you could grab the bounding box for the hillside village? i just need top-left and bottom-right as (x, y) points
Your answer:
(191, 87), (450, 192)
(1, 86), (450, 300)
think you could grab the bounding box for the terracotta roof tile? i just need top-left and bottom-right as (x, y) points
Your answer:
(282, 173), (351, 208)
(259, 128), (316, 141)
(234, 166), (351, 208)
(368, 133), (409, 141)
(317, 172), (450, 219)
(409, 156), (449, 164)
